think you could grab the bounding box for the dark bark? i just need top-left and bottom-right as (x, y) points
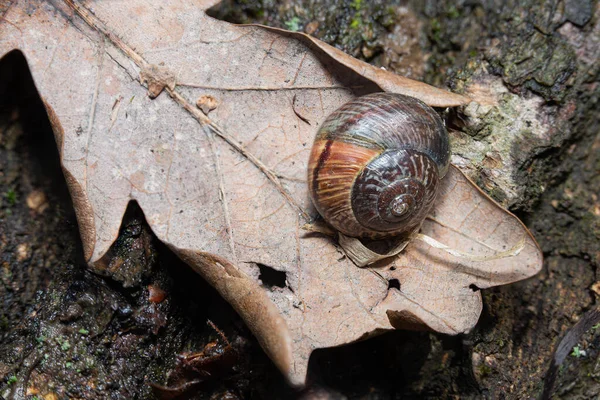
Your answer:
(1, 0), (599, 399)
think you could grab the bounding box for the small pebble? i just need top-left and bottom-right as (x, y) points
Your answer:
(16, 243), (30, 261)
(148, 284), (167, 303)
(305, 21), (319, 35)
(26, 190), (48, 213)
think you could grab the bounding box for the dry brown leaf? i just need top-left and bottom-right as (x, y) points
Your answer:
(0, 0), (541, 386)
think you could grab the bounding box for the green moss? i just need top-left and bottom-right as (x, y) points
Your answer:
(379, 6), (397, 28)
(4, 188), (16, 206)
(492, 30), (576, 102)
(478, 364), (493, 377)
(284, 16), (301, 32)
(430, 18), (442, 43)
(0, 314), (8, 331)
(7, 375), (17, 385)
(348, 0), (364, 30)
(351, 0), (363, 10)
(447, 5), (460, 19)
(56, 337), (71, 351)
(488, 186), (509, 204)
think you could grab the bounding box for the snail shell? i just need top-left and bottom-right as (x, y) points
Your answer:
(308, 92), (450, 239)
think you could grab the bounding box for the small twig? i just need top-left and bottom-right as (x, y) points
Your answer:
(207, 319), (230, 347)
(168, 90), (310, 221)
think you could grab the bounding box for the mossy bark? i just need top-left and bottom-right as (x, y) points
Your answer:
(1, 0), (598, 399)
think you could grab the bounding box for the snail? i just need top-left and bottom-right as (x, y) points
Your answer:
(307, 92), (450, 241)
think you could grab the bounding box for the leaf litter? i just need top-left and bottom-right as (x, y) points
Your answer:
(0, 0), (541, 386)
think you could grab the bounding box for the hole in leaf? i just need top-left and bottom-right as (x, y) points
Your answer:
(388, 279), (400, 291)
(469, 284), (480, 292)
(258, 264), (287, 289)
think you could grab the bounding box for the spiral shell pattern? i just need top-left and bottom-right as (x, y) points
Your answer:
(308, 92), (450, 239)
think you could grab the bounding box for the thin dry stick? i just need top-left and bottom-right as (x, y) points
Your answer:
(168, 90), (310, 221)
(63, 0), (310, 222)
(207, 319), (231, 347)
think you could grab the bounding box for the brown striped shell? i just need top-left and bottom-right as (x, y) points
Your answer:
(308, 92), (450, 239)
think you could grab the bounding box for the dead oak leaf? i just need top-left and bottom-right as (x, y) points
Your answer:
(0, 0), (541, 387)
